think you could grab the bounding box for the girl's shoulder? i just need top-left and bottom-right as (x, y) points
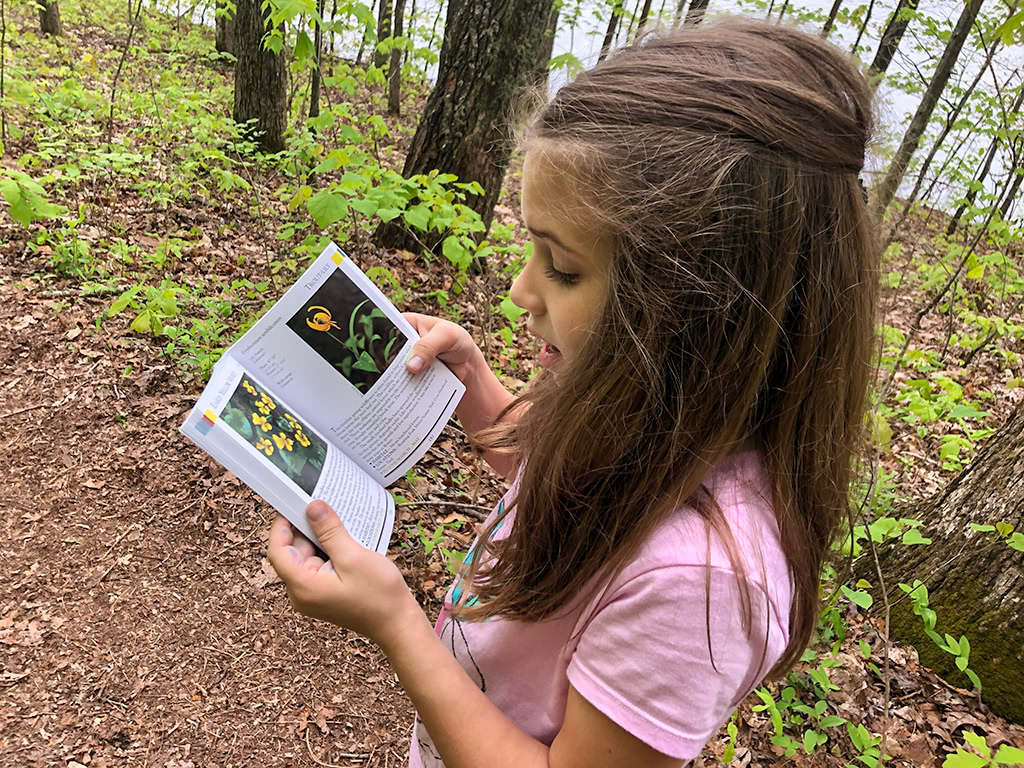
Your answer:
(625, 450), (789, 597)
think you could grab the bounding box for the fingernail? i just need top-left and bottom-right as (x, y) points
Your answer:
(307, 501), (329, 521)
(406, 355), (424, 373)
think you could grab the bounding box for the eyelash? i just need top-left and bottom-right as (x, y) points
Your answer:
(544, 263), (579, 286)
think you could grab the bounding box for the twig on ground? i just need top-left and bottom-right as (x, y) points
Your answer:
(395, 499), (491, 521)
(304, 727), (367, 767)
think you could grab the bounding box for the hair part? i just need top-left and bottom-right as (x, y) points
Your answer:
(453, 19), (878, 679)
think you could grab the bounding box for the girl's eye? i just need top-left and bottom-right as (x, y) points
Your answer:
(544, 263), (579, 286)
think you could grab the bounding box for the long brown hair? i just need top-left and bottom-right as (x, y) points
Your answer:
(452, 20), (878, 677)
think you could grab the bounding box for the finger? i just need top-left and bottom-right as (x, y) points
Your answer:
(405, 323), (465, 374)
(293, 531), (316, 560)
(268, 515), (303, 580)
(303, 555), (327, 573)
(306, 500), (357, 563)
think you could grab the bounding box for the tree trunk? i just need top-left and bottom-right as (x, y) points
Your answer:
(821, 0), (843, 37)
(310, 0), (325, 121)
(625, 0), (643, 42)
(534, 4), (560, 89)
(599, 1), (622, 62)
(871, 0), (985, 218)
(672, 0), (686, 27)
(873, 403), (1024, 723)
(898, 38), (1007, 228)
(999, 161), (1022, 220)
(387, 0), (407, 115)
(39, 1), (61, 36)
(374, 0), (392, 70)
(851, 0), (877, 54)
(215, 0), (236, 55)
(685, 0), (709, 25)
(233, 0), (288, 153)
(376, 0), (555, 252)
(868, 0), (918, 77)
(636, 0), (654, 36)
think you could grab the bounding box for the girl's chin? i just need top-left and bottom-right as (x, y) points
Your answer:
(538, 342), (563, 368)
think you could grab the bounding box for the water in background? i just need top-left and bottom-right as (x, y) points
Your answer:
(160, 0), (1022, 214)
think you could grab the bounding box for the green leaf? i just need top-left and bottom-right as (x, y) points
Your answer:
(1006, 532), (1024, 552)
(294, 30), (314, 61)
(820, 716), (845, 728)
(994, 744), (1024, 764)
(351, 350), (380, 373)
(500, 296), (526, 322)
(803, 729), (819, 754)
(995, 522), (1015, 538)
(841, 586), (873, 610)
(307, 189), (349, 228)
(855, 578), (873, 589)
(403, 203), (432, 232)
(961, 732), (991, 759)
(107, 285), (143, 317)
(349, 197), (379, 217)
(901, 528), (932, 546)
(969, 523), (996, 532)
(949, 404), (986, 421)
(376, 207), (402, 222)
(944, 751), (992, 768)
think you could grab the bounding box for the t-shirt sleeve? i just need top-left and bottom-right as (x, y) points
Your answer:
(566, 565), (780, 760)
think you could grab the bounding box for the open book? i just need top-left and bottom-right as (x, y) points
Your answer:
(180, 242), (465, 554)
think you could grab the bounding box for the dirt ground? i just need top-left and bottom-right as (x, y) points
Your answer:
(0, 247), (491, 767)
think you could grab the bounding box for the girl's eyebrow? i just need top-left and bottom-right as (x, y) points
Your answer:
(527, 226), (581, 258)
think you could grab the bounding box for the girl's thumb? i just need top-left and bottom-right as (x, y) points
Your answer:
(305, 500), (354, 557)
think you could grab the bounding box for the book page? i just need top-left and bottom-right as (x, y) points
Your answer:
(179, 357), (394, 554)
(226, 242), (465, 486)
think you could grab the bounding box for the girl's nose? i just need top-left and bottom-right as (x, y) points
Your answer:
(509, 258), (544, 317)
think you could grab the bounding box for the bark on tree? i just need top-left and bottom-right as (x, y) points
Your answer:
(685, 0), (709, 25)
(868, 0), (918, 77)
(311, 0), (325, 121)
(869, 402), (1024, 723)
(898, 40), (1008, 227)
(533, 4), (560, 89)
(387, 0), (407, 115)
(39, 1), (61, 36)
(636, 0), (654, 35)
(851, 0), (877, 54)
(871, 0), (985, 217)
(999, 162), (1022, 220)
(599, 1), (622, 61)
(233, 0), (288, 153)
(215, 0), (236, 56)
(672, 0), (686, 26)
(374, 0), (392, 70)
(821, 0), (843, 37)
(376, 0), (556, 251)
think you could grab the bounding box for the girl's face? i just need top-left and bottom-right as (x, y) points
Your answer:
(511, 150), (614, 369)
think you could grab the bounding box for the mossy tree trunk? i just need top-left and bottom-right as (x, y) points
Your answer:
(875, 402), (1024, 724)
(233, 0), (288, 153)
(215, 0), (237, 56)
(39, 1), (62, 36)
(376, 0), (555, 252)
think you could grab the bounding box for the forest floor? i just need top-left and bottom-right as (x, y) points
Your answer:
(2, 4), (1024, 768)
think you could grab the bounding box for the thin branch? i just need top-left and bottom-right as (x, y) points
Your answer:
(107, 0), (145, 148)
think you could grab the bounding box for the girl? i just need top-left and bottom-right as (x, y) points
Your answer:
(268, 19), (877, 768)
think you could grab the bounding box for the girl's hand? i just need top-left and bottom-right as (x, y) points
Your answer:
(266, 501), (422, 653)
(402, 313), (483, 384)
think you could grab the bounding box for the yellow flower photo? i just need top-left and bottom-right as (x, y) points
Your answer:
(222, 371), (327, 496)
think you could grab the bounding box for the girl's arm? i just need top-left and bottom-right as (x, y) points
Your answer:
(403, 313), (518, 479)
(267, 506), (682, 768)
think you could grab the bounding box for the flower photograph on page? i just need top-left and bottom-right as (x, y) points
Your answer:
(220, 374), (327, 496)
(286, 267), (407, 396)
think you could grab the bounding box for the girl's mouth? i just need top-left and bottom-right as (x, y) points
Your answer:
(538, 342), (562, 368)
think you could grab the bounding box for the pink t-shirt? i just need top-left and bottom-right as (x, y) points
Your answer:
(409, 451), (792, 766)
